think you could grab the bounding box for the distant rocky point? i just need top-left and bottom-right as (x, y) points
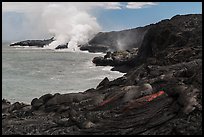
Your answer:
(10, 37), (55, 48)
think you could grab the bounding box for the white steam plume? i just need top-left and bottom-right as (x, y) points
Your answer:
(42, 4), (101, 50)
(3, 2), (102, 50)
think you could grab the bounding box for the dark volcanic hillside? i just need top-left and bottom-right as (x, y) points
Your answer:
(2, 14), (202, 135)
(80, 14), (201, 55)
(93, 14), (202, 72)
(133, 14), (202, 66)
(80, 25), (150, 52)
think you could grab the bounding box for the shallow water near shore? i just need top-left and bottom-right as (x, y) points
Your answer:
(2, 42), (124, 104)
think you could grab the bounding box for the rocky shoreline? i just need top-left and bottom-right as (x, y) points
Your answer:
(2, 14), (202, 135)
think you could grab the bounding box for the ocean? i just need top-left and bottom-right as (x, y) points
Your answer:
(2, 42), (124, 104)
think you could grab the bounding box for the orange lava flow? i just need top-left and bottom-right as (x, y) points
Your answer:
(147, 91), (165, 102)
(96, 91), (165, 111)
(122, 91), (166, 112)
(134, 90), (165, 103)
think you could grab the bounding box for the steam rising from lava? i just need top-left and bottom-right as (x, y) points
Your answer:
(42, 4), (101, 50)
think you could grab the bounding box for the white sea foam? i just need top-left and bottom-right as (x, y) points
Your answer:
(60, 90), (84, 94)
(12, 45), (30, 48)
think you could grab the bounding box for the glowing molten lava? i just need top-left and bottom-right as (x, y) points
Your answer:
(94, 91), (166, 111)
(143, 90), (165, 102)
(123, 91), (166, 112)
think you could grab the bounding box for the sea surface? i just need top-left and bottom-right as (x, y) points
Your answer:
(2, 42), (124, 104)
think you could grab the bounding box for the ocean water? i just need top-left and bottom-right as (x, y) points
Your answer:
(2, 42), (124, 104)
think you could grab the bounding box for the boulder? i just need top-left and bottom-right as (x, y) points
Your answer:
(31, 98), (44, 110)
(96, 77), (109, 89)
(2, 99), (11, 112)
(80, 44), (109, 53)
(55, 43), (68, 49)
(92, 56), (114, 66)
(104, 51), (112, 59)
(39, 93), (53, 103)
(82, 120), (96, 129)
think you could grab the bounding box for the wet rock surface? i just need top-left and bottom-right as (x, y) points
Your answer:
(55, 43), (68, 49)
(92, 48), (139, 72)
(2, 14), (202, 135)
(10, 37), (55, 48)
(80, 44), (109, 53)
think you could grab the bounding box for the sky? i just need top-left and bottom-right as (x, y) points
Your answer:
(2, 2), (202, 41)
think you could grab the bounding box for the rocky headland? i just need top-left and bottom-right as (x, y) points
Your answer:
(10, 37), (55, 48)
(2, 14), (202, 135)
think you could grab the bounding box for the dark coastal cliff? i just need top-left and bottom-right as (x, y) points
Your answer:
(80, 25), (150, 52)
(93, 14), (202, 72)
(80, 14), (201, 54)
(2, 14), (202, 135)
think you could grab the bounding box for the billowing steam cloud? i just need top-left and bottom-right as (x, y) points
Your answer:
(3, 2), (159, 50)
(3, 2), (102, 50)
(3, 2), (160, 50)
(42, 4), (101, 50)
